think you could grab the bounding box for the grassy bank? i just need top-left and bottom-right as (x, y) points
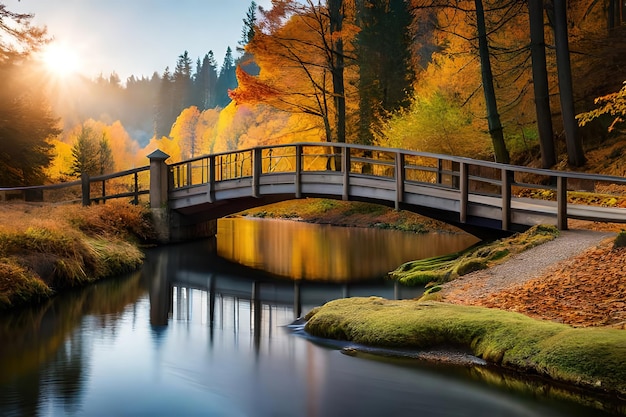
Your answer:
(0, 201), (155, 310)
(389, 224), (558, 288)
(305, 297), (626, 396)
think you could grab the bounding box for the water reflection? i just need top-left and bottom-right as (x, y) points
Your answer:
(217, 217), (480, 281)
(0, 237), (624, 416)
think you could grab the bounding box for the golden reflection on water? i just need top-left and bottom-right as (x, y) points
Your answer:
(217, 218), (480, 282)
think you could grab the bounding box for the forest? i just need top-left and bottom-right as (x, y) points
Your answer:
(1, 0), (625, 187)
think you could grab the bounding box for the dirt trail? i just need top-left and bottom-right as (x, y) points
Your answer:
(441, 225), (626, 328)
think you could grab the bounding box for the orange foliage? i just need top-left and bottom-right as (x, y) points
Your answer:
(478, 240), (626, 327)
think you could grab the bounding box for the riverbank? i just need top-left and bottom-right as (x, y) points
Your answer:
(234, 198), (468, 234)
(304, 220), (626, 403)
(304, 297), (626, 399)
(0, 202), (155, 310)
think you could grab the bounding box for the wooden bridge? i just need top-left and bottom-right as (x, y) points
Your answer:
(3, 142), (626, 239)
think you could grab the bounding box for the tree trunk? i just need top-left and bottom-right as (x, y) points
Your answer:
(553, 0), (585, 167)
(529, 0), (556, 168)
(475, 0), (510, 164)
(329, 0), (346, 144)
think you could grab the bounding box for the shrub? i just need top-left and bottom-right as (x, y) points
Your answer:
(614, 230), (626, 248)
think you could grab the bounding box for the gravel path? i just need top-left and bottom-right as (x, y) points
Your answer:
(441, 228), (617, 304)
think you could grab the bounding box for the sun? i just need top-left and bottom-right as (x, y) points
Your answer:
(41, 42), (81, 77)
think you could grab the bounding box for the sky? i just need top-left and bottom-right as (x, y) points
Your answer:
(6, 0), (272, 82)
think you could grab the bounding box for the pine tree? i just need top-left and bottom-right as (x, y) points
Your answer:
(205, 51), (219, 108)
(356, 0), (415, 145)
(173, 51), (194, 111)
(70, 126), (100, 177)
(216, 47), (237, 107)
(98, 134), (115, 175)
(0, 5), (59, 186)
(154, 67), (175, 138)
(238, 1), (258, 53)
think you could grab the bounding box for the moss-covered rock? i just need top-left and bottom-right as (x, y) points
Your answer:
(305, 297), (626, 396)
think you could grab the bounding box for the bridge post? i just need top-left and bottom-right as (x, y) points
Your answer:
(459, 162), (468, 223)
(208, 155), (216, 203)
(148, 149), (171, 243)
(501, 169), (512, 230)
(557, 176), (568, 230)
(295, 145), (302, 199)
(342, 146), (350, 201)
(81, 172), (91, 206)
(252, 147), (262, 198)
(395, 152), (405, 210)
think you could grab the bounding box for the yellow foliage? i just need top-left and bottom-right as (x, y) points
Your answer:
(142, 136), (181, 163)
(45, 139), (74, 181)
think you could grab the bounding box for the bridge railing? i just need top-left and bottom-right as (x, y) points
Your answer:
(0, 166), (150, 205)
(7, 142), (624, 230)
(168, 142), (626, 230)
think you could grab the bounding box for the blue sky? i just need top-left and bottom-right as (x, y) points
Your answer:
(7, 0), (271, 81)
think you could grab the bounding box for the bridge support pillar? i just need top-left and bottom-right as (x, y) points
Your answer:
(148, 149), (171, 243)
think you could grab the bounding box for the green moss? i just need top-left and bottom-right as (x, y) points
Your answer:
(389, 225), (558, 286)
(305, 297), (626, 395)
(614, 230), (626, 248)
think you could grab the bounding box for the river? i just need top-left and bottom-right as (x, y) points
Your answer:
(0, 218), (623, 416)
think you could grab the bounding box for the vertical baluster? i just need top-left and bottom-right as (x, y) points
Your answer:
(295, 144), (302, 198)
(459, 162), (468, 223)
(342, 146), (350, 201)
(501, 169), (512, 230)
(395, 152), (405, 211)
(252, 147), (261, 198)
(557, 176), (568, 230)
(133, 172), (139, 205)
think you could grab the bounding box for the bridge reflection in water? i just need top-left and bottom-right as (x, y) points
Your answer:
(145, 239), (423, 352)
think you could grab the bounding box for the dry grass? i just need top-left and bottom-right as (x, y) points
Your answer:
(0, 201), (155, 310)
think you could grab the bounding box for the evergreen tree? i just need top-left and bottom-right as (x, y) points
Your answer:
(356, 0), (415, 144)
(154, 67), (175, 138)
(238, 1), (258, 53)
(216, 47), (237, 107)
(70, 126), (115, 177)
(0, 6), (59, 186)
(205, 51), (219, 108)
(173, 51), (194, 111)
(193, 52), (219, 110)
(237, 2), (261, 77)
(70, 126), (100, 177)
(97, 134), (115, 175)
(0, 61), (60, 186)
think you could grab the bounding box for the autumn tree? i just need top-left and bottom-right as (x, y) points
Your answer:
(170, 106), (201, 159)
(232, 0), (359, 143)
(577, 80), (626, 132)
